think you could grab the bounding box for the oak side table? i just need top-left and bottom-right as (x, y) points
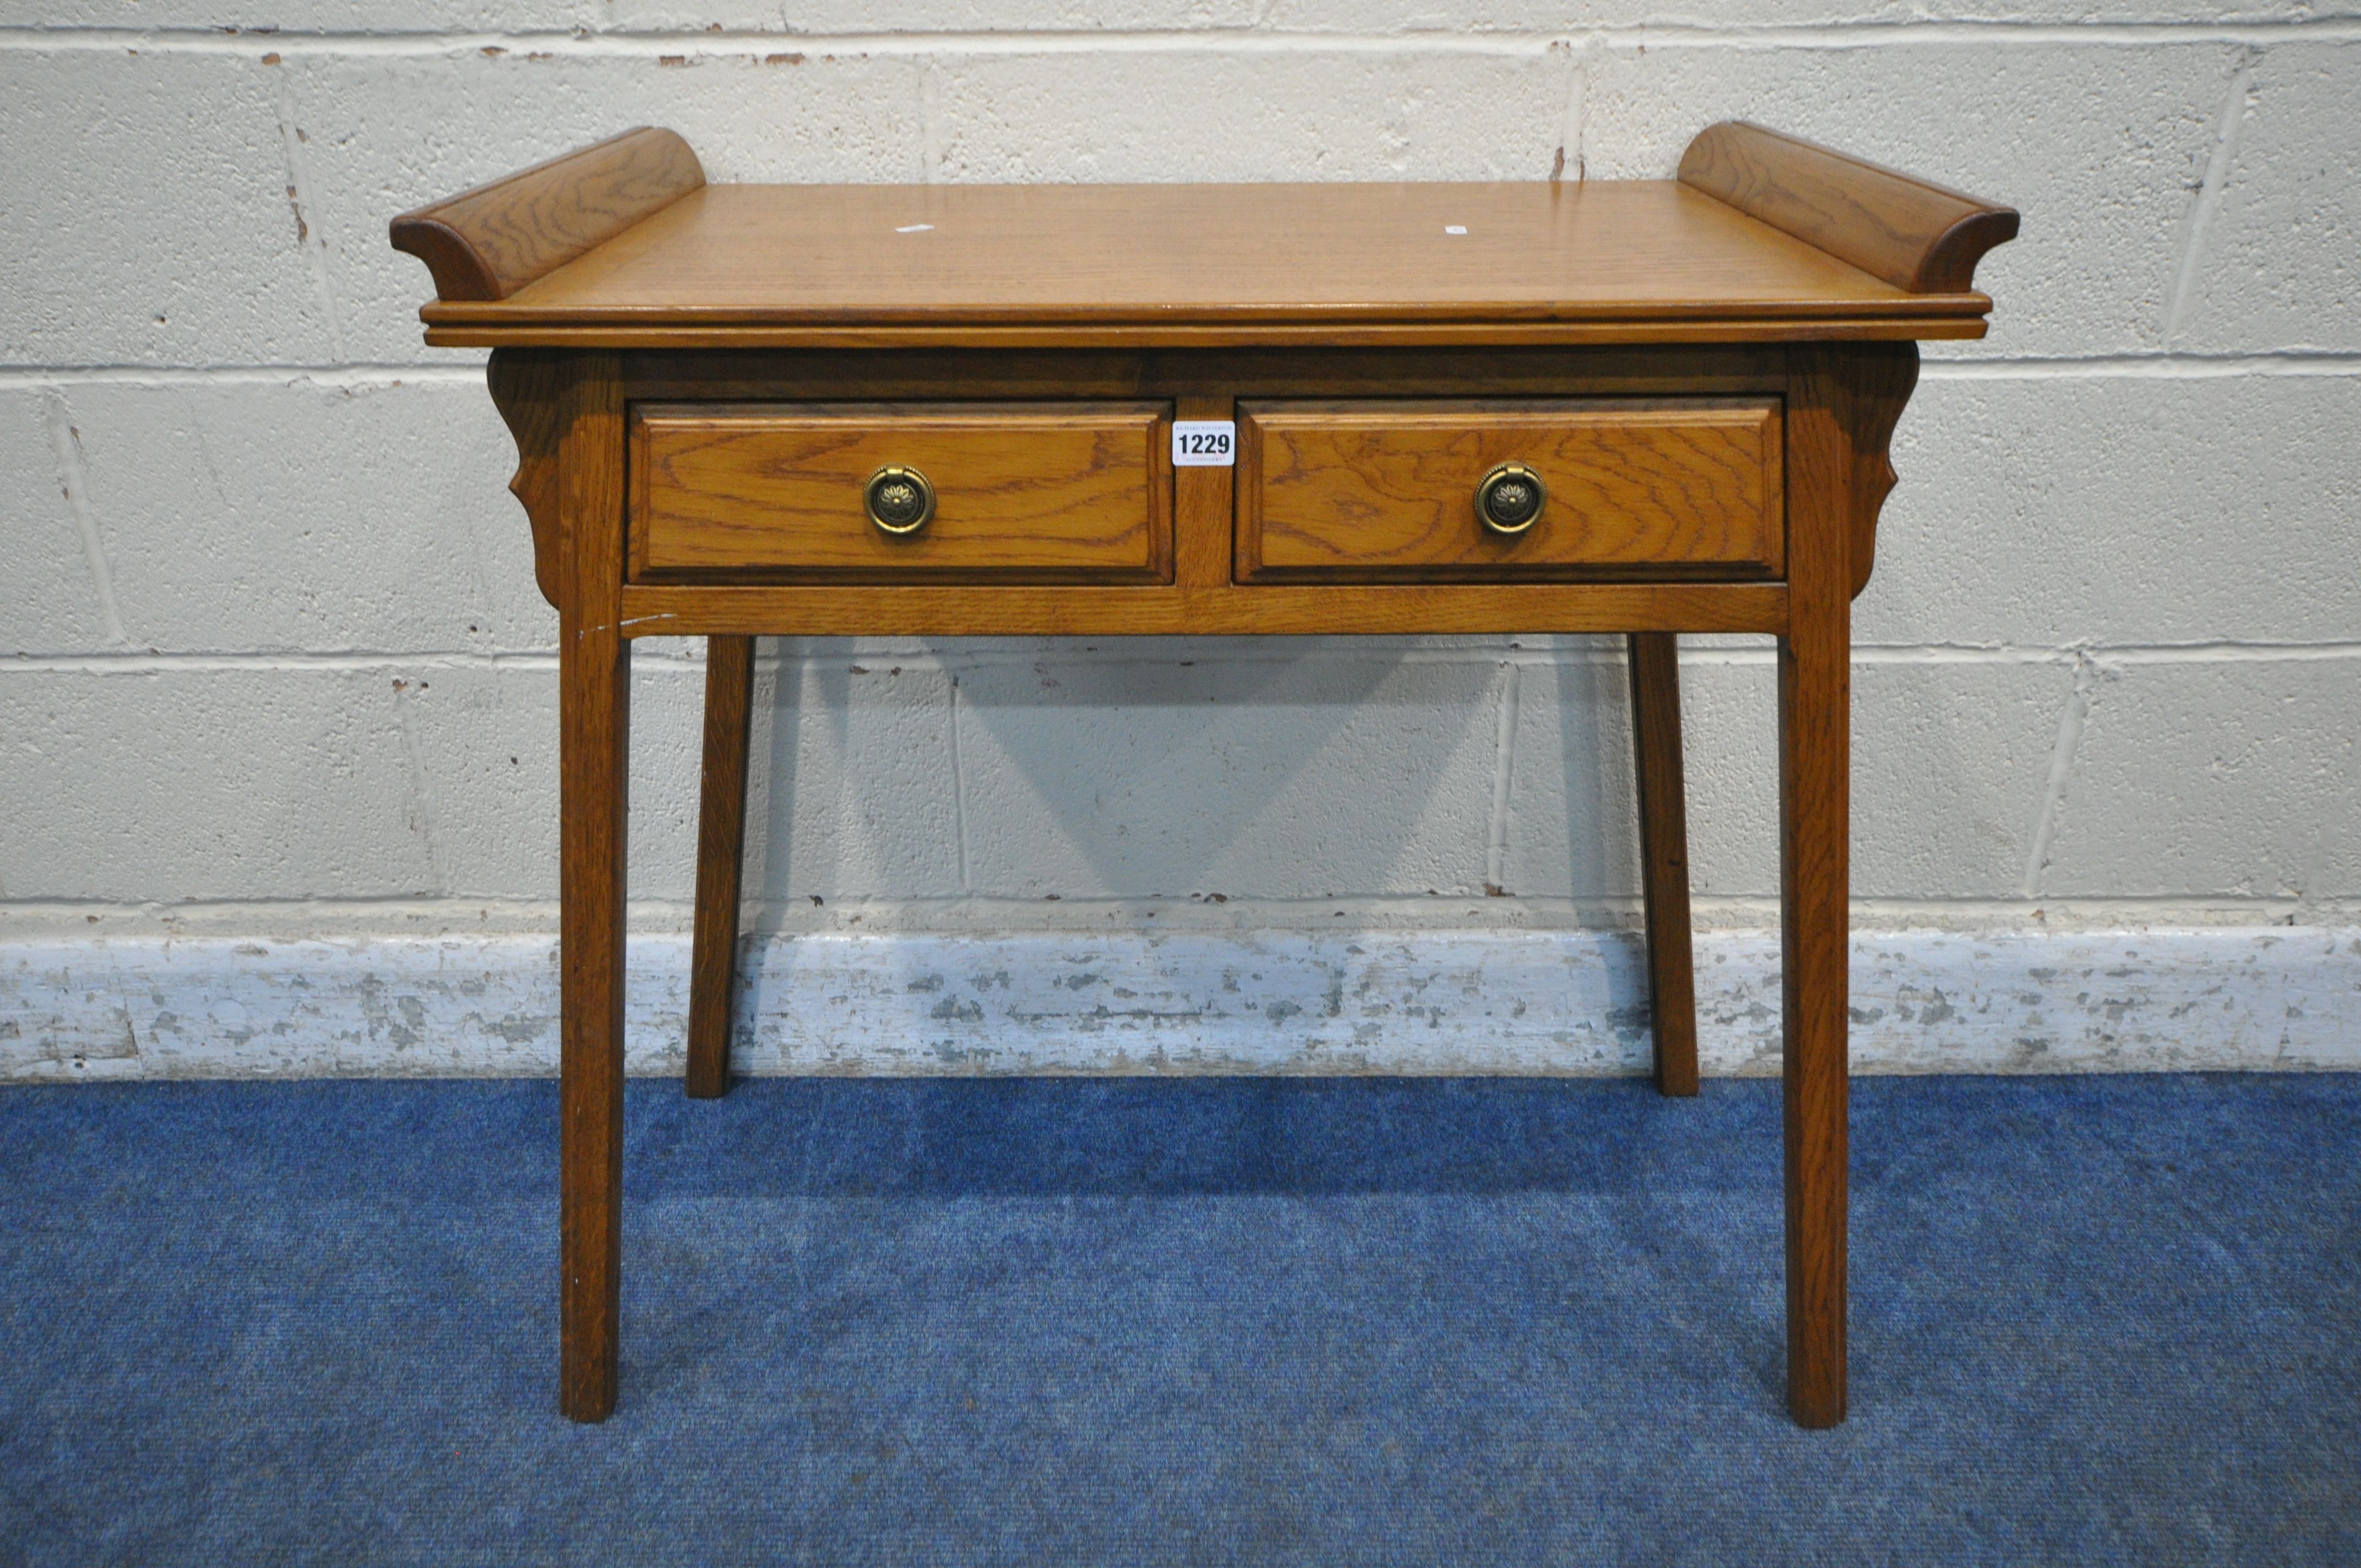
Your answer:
(391, 122), (2016, 1427)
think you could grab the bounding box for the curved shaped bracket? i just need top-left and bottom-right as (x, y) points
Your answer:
(1845, 342), (1921, 600)
(486, 349), (566, 608)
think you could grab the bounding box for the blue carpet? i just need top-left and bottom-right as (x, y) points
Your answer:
(0, 1073), (2355, 1565)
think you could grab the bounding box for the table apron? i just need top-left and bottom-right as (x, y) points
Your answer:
(610, 581), (1790, 638)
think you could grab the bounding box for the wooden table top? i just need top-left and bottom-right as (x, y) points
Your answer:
(399, 124), (2014, 348)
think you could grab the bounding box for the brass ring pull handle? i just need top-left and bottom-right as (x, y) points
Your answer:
(864, 465), (936, 536)
(1476, 462), (1546, 536)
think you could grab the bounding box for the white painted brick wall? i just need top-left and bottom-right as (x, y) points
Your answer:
(2, 2), (2355, 1075)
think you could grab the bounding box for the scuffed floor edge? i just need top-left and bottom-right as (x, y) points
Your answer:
(3, 927), (2357, 1081)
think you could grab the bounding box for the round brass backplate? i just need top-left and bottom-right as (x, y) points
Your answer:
(864, 465), (935, 536)
(1476, 462), (1546, 536)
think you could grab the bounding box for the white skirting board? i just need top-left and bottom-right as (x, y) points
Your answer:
(5, 926), (2357, 1082)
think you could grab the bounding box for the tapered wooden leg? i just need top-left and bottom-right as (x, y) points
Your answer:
(1776, 344), (1907, 1431)
(559, 611), (629, 1421)
(1627, 631), (1699, 1098)
(557, 353), (629, 1424)
(1779, 611), (1849, 1429)
(686, 635), (757, 1099)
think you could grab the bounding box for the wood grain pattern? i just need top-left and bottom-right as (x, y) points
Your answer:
(611, 581), (1790, 638)
(619, 345), (1791, 403)
(1238, 399), (1783, 582)
(1628, 632), (1700, 1098)
(1778, 344), (1870, 1430)
(628, 403), (1172, 583)
(684, 635), (755, 1101)
(1173, 393), (1236, 589)
(414, 178), (1999, 350)
(486, 349), (566, 607)
(1843, 344), (1920, 600)
(391, 128), (705, 303)
(428, 317), (1987, 351)
(614, 350), (1792, 598)
(1680, 122), (2020, 295)
(556, 353), (629, 1424)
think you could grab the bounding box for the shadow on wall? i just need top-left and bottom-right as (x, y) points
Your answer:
(1552, 643), (1634, 904)
(731, 637), (1655, 908)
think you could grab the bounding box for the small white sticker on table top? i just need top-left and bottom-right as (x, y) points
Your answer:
(896, 223), (934, 233)
(1172, 420), (1236, 467)
(1444, 225), (1467, 235)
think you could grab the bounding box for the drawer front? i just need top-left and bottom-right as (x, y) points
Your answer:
(1237, 398), (1783, 582)
(629, 401), (1171, 582)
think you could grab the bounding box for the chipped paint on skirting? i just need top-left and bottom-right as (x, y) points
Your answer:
(2, 928), (2356, 1082)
